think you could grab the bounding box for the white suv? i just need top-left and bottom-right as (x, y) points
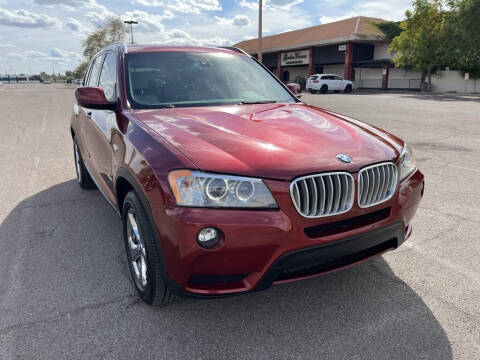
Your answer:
(306, 74), (353, 94)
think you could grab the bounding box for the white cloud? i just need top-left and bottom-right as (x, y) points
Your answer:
(65, 17), (90, 36)
(6, 48), (81, 71)
(319, 14), (356, 24)
(48, 47), (81, 59)
(0, 43), (14, 48)
(355, 0), (409, 21)
(163, 28), (232, 46)
(29, 0), (102, 9)
(85, 6), (116, 26)
(215, 14), (250, 27)
(121, 10), (165, 33)
(240, 0), (303, 10)
(0, 8), (60, 28)
(133, 0), (221, 14)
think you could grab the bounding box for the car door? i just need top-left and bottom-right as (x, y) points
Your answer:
(323, 75), (334, 90)
(334, 75), (344, 90)
(82, 52), (118, 202)
(77, 55), (103, 176)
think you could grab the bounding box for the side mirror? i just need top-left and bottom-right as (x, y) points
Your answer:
(286, 82), (302, 98)
(75, 87), (116, 110)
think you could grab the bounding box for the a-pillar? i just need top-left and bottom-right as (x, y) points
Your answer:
(343, 42), (353, 80)
(382, 64), (390, 89)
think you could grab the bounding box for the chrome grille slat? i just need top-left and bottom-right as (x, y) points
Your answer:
(319, 177), (326, 215)
(358, 162), (398, 208)
(290, 172), (354, 218)
(333, 175), (341, 213)
(310, 178), (318, 216)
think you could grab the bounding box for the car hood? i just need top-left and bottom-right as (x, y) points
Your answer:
(132, 103), (403, 180)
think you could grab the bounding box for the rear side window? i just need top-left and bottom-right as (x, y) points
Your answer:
(87, 55), (104, 86)
(98, 52), (117, 101)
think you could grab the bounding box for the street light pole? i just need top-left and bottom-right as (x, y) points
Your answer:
(124, 20), (138, 44)
(258, 0), (263, 64)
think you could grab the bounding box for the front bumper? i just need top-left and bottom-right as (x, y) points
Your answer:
(152, 169), (424, 297)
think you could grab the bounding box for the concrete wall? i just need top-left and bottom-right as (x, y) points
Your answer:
(389, 68), (422, 89)
(323, 64), (344, 77)
(432, 70), (479, 93)
(353, 68), (382, 88)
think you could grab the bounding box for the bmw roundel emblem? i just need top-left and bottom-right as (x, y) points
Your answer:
(337, 154), (352, 163)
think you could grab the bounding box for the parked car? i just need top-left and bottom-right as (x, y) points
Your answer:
(306, 74), (353, 94)
(43, 79), (51, 84)
(71, 44), (424, 305)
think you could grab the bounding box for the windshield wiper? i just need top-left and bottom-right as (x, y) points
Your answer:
(238, 100), (278, 105)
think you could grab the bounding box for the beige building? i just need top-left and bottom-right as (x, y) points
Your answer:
(234, 16), (422, 90)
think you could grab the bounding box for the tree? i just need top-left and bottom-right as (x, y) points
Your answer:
(443, 0), (480, 77)
(82, 28), (108, 60)
(106, 17), (126, 43)
(72, 61), (89, 80)
(390, 0), (446, 91)
(373, 21), (402, 44)
(81, 17), (126, 60)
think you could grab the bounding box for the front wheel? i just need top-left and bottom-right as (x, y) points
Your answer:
(122, 191), (174, 306)
(345, 84), (353, 93)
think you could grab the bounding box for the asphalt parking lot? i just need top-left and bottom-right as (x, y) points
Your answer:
(0, 84), (479, 359)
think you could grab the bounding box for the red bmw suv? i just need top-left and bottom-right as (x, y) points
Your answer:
(71, 44), (424, 305)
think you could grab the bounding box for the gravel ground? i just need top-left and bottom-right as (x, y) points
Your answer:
(0, 84), (479, 359)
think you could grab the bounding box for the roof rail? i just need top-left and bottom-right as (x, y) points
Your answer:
(218, 46), (249, 56)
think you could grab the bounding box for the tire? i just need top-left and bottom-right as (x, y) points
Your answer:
(309, 89), (316, 94)
(320, 85), (328, 94)
(122, 190), (174, 306)
(73, 137), (96, 189)
(345, 84), (353, 93)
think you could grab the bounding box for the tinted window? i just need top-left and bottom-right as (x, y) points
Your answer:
(125, 52), (296, 108)
(87, 55), (104, 86)
(98, 52), (116, 101)
(334, 76), (343, 80)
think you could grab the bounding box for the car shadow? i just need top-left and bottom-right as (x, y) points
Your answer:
(0, 180), (453, 359)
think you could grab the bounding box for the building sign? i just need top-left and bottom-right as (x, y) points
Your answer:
(338, 44), (346, 52)
(281, 50), (310, 66)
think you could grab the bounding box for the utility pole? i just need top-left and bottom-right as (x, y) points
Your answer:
(258, 0), (263, 64)
(124, 20), (138, 44)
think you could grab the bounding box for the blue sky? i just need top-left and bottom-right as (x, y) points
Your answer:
(0, 0), (412, 74)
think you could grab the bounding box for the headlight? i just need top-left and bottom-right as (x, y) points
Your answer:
(399, 143), (417, 181)
(168, 170), (278, 208)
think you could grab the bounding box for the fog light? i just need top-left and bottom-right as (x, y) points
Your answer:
(197, 227), (219, 248)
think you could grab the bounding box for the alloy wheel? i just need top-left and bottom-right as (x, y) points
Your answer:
(126, 209), (148, 290)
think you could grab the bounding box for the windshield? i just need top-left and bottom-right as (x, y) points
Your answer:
(125, 51), (297, 108)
